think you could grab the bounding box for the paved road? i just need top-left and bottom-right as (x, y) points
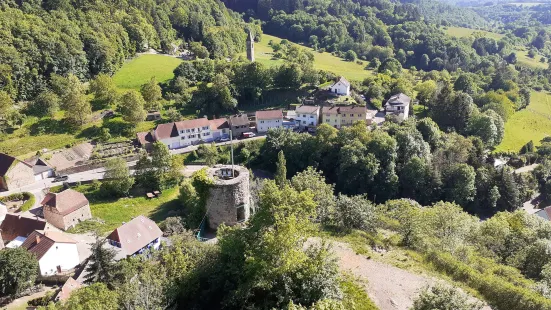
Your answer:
(169, 135), (266, 155)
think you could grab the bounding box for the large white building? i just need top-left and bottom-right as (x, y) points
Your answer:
(385, 93), (411, 121)
(20, 231), (80, 276)
(329, 76), (351, 96)
(137, 118), (230, 150)
(256, 110), (283, 133)
(296, 105), (320, 129)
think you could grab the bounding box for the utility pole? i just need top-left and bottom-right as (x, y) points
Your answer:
(230, 130), (234, 178)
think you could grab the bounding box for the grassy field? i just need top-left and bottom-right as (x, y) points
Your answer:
(496, 91), (551, 152)
(69, 185), (180, 234)
(515, 49), (548, 69)
(245, 34), (373, 81)
(113, 54), (183, 91)
(445, 26), (504, 40)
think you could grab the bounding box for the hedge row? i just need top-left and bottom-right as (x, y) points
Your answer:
(426, 251), (551, 310)
(0, 192), (35, 212)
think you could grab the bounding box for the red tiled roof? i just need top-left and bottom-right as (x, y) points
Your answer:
(256, 110), (283, 120)
(107, 216), (163, 256)
(296, 105), (320, 114)
(0, 214), (47, 243)
(209, 118), (229, 130)
(155, 123), (179, 140)
(175, 118), (210, 131)
(41, 189), (89, 216)
(136, 131), (155, 146)
(339, 106), (367, 113)
(57, 278), (81, 301)
(20, 231), (56, 260)
(41, 231), (76, 244)
(322, 107), (340, 114)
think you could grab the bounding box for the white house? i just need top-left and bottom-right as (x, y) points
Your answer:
(296, 105), (320, 128)
(107, 215), (163, 259)
(329, 77), (351, 96)
(209, 118), (230, 141)
(385, 93), (411, 121)
(20, 231), (80, 276)
(256, 110), (283, 133)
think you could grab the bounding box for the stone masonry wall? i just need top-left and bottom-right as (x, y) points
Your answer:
(44, 204), (92, 231)
(206, 166), (251, 230)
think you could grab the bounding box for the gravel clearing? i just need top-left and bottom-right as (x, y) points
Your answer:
(309, 238), (491, 310)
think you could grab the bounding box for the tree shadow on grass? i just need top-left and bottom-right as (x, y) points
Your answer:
(29, 118), (73, 136)
(149, 198), (181, 223)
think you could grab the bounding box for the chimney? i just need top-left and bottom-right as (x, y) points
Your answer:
(36, 235), (41, 244)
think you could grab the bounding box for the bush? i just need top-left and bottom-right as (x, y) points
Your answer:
(0, 192), (35, 212)
(412, 285), (483, 310)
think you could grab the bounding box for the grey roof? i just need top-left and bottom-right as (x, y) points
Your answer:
(386, 93), (411, 106)
(229, 114), (249, 127)
(331, 76), (350, 87)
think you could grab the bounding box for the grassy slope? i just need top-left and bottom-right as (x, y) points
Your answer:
(113, 54), (183, 91)
(245, 34), (373, 81)
(445, 26), (548, 69)
(69, 186), (180, 234)
(496, 91), (551, 152)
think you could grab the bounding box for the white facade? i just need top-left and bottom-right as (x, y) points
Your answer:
(296, 107), (320, 128)
(257, 119), (283, 133)
(38, 242), (80, 276)
(385, 104), (410, 121)
(329, 77), (351, 96)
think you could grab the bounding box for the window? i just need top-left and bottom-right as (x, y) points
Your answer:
(260, 120), (264, 124)
(191, 128), (195, 132)
(309, 115), (314, 118)
(202, 132), (209, 137)
(302, 121), (306, 124)
(326, 114), (330, 117)
(181, 137), (185, 140)
(276, 120), (279, 123)
(203, 126), (209, 130)
(303, 114), (306, 117)
(186, 129), (190, 133)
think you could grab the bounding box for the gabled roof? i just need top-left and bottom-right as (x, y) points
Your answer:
(175, 118), (210, 131)
(386, 93), (411, 106)
(331, 76), (350, 87)
(154, 118), (211, 140)
(20, 231), (56, 260)
(296, 105), (320, 114)
(338, 105), (367, 113)
(209, 118), (230, 130)
(229, 114), (249, 127)
(536, 207), (551, 221)
(41, 189), (89, 216)
(256, 110), (283, 120)
(0, 214), (47, 243)
(107, 216), (163, 256)
(155, 123), (179, 140)
(57, 278), (81, 301)
(0, 153), (31, 177)
(25, 157), (52, 175)
(137, 131), (155, 146)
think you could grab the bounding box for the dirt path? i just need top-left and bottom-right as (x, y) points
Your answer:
(315, 239), (491, 310)
(4, 287), (55, 309)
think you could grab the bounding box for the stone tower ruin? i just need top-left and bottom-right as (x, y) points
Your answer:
(246, 29), (255, 62)
(205, 165), (251, 230)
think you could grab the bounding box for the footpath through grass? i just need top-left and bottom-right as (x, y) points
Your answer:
(496, 91), (551, 152)
(69, 185), (180, 234)
(113, 54), (183, 91)
(246, 34), (373, 81)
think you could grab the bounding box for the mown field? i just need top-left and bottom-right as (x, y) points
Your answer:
(69, 186), (180, 234)
(496, 91), (551, 152)
(113, 54), (183, 91)
(245, 34), (373, 81)
(444, 26), (504, 40)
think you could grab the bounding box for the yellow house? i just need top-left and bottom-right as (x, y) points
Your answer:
(321, 106), (368, 129)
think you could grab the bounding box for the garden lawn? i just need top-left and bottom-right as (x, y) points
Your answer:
(245, 34), (373, 81)
(113, 54), (183, 91)
(444, 26), (504, 40)
(70, 186), (180, 234)
(496, 91), (551, 152)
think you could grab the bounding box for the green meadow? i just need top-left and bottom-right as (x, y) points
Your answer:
(496, 91), (551, 152)
(113, 54), (183, 91)
(445, 26), (505, 40)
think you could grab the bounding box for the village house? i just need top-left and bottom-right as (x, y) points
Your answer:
(229, 114), (251, 137)
(322, 106), (368, 129)
(25, 157), (55, 181)
(0, 214), (50, 249)
(328, 76), (351, 96)
(42, 189), (91, 231)
(384, 93), (411, 121)
(256, 110), (283, 133)
(145, 111), (161, 121)
(106, 215), (163, 259)
(20, 230), (79, 276)
(137, 118), (231, 150)
(0, 153), (35, 191)
(296, 105), (321, 129)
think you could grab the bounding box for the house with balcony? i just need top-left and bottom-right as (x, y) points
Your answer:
(385, 93), (411, 121)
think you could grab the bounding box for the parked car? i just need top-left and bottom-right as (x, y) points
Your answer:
(242, 132), (256, 139)
(220, 137), (230, 142)
(53, 175), (69, 182)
